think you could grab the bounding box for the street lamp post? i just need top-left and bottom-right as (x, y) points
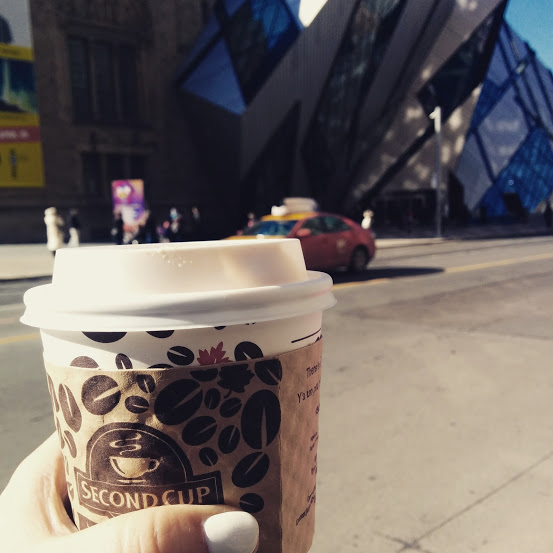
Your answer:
(430, 106), (442, 238)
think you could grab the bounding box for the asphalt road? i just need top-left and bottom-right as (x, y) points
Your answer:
(1, 235), (553, 552)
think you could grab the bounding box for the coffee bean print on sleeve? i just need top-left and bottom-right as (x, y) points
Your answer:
(204, 388), (221, 410)
(232, 452), (270, 488)
(82, 375), (121, 415)
(70, 356), (99, 369)
(254, 359), (282, 386)
(154, 379), (202, 425)
(182, 416), (217, 446)
(63, 430), (78, 458)
(58, 384), (82, 432)
(148, 363), (173, 369)
(241, 391), (281, 449)
(56, 418), (64, 449)
(82, 331), (126, 343)
(218, 425), (240, 454)
(199, 447), (218, 467)
(136, 374), (156, 394)
(219, 397), (242, 418)
(115, 353), (133, 370)
(147, 330), (174, 338)
(125, 396), (149, 414)
(167, 346), (195, 366)
(239, 493), (264, 513)
(234, 342), (263, 361)
(47, 374), (60, 412)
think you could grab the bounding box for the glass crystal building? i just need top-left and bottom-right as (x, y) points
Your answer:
(176, 0), (553, 231)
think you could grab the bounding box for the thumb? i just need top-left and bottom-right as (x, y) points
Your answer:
(49, 506), (259, 553)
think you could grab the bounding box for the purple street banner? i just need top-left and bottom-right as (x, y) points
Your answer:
(112, 179), (145, 235)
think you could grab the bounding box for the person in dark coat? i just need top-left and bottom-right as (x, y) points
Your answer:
(544, 201), (552, 231)
(111, 212), (124, 245)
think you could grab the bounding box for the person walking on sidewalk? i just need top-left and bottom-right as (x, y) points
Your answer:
(544, 201), (552, 232)
(67, 208), (81, 247)
(44, 207), (65, 257)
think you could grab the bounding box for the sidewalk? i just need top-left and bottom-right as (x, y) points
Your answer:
(0, 217), (549, 281)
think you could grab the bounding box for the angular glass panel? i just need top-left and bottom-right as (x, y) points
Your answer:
(180, 38), (246, 114)
(302, 0), (408, 186)
(418, 7), (504, 120)
(219, 0), (300, 103)
(480, 128), (553, 217)
(471, 78), (502, 129)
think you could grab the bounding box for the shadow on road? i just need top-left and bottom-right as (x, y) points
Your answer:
(329, 266), (444, 285)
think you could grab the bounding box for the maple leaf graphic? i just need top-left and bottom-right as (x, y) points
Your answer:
(198, 342), (230, 365)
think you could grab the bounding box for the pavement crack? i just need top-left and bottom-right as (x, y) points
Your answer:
(412, 447), (553, 544)
(377, 532), (435, 553)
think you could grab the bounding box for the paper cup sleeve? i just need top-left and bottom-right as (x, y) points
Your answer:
(45, 339), (323, 553)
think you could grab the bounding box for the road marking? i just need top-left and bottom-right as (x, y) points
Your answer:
(333, 277), (391, 289)
(0, 332), (40, 346)
(3, 253), (552, 337)
(333, 252), (553, 290)
(444, 252), (553, 273)
(0, 303), (23, 313)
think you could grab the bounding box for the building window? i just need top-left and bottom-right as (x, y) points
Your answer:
(68, 38), (92, 121)
(119, 45), (139, 123)
(93, 42), (117, 122)
(81, 152), (148, 197)
(68, 37), (141, 125)
(106, 153), (126, 185)
(81, 152), (102, 195)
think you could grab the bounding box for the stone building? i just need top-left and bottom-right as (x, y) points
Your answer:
(1, 0), (217, 243)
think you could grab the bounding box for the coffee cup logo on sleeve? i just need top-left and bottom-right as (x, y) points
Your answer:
(22, 240), (335, 553)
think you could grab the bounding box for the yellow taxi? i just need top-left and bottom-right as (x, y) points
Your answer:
(228, 199), (376, 272)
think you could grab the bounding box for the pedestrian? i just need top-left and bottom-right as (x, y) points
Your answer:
(163, 207), (183, 242)
(111, 212), (124, 245)
(67, 208), (81, 247)
(130, 210), (159, 244)
(406, 206), (414, 235)
(190, 205), (202, 241)
(361, 209), (373, 230)
(246, 212), (257, 228)
(544, 201), (552, 231)
(44, 207), (64, 257)
(0, 433), (260, 553)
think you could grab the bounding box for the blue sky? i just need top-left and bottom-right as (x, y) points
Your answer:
(504, 0), (553, 69)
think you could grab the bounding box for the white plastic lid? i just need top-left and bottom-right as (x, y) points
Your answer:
(21, 239), (335, 331)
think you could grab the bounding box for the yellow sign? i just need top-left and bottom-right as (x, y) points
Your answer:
(0, 1), (44, 188)
(0, 141), (44, 187)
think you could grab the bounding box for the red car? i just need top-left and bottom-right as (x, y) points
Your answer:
(228, 211), (376, 272)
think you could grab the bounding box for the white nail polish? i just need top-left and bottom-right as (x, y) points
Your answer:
(203, 511), (259, 553)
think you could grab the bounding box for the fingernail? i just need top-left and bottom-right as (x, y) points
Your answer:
(203, 511), (259, 553)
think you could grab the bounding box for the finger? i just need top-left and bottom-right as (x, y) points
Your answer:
(48, 506), (259, 553)
(0, 433), (75, 542)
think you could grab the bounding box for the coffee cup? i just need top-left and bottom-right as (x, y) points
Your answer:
(22, 239), (335, 553)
